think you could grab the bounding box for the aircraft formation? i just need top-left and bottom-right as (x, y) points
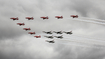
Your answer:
(10, 17), (41, 38)
(43, 31), (72, 34)
(9, 15), (105, 49)
(10, 15), (78, 43)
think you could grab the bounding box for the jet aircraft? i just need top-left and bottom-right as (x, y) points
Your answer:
(55, 16), (63, 19)
(53, 31), (63, 34)
(54, 35), (63, 39)
(44, 35), (54, 39)
(34, 35), (41, 38)
(71, 15), (78, 18)
(23, 28), (31, 31)
(40, 16), (48, 20)
(43, 31), (52, 34)
(63, 31), (72, 34)
(46, 40), (55, 43)
(28, 32), (35, 35)
(10, 17), (18, 20)
(17, 23), (25, 26)
(26, 17), (34, 20)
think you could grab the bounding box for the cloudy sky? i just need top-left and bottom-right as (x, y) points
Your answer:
(0, 0), (105, 59)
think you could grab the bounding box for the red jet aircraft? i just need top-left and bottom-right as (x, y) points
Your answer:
(10, 17), (18, 20)
(17, 23), (25, 26)
(71, 15), (78, 18)
(34, 35), (41, 38)
(26, 17), (34, 20)
(40, 16), (48, 20)
(23, 28), (31, 31)
(28, 32), (35, 35)
(55, 16), (63, 19)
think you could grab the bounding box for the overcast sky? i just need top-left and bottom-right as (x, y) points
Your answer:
(0, 0), (105, 59)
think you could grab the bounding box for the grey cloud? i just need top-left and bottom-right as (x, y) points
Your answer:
(0, 51), (43, 59)
(77, 49), (105, 59)
(90, 8), (105, 20)
(51, 43), (105, 59)
(0, 0), (105, 59)
(1, 37), (105, 59)
(68, 0), (105, 20)
(69, 0), (93, 17)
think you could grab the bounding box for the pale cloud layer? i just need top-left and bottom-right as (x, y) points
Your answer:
(0, 0), (105, 59)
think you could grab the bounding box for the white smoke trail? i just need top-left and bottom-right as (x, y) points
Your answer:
(69, 18), (105, 26)
(54, 39), (105, 49)
(56, 41), (105, 49)
(71, 35), (105, 41)
(79, 17), (105, 23)
(64, 36), (105, 46)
